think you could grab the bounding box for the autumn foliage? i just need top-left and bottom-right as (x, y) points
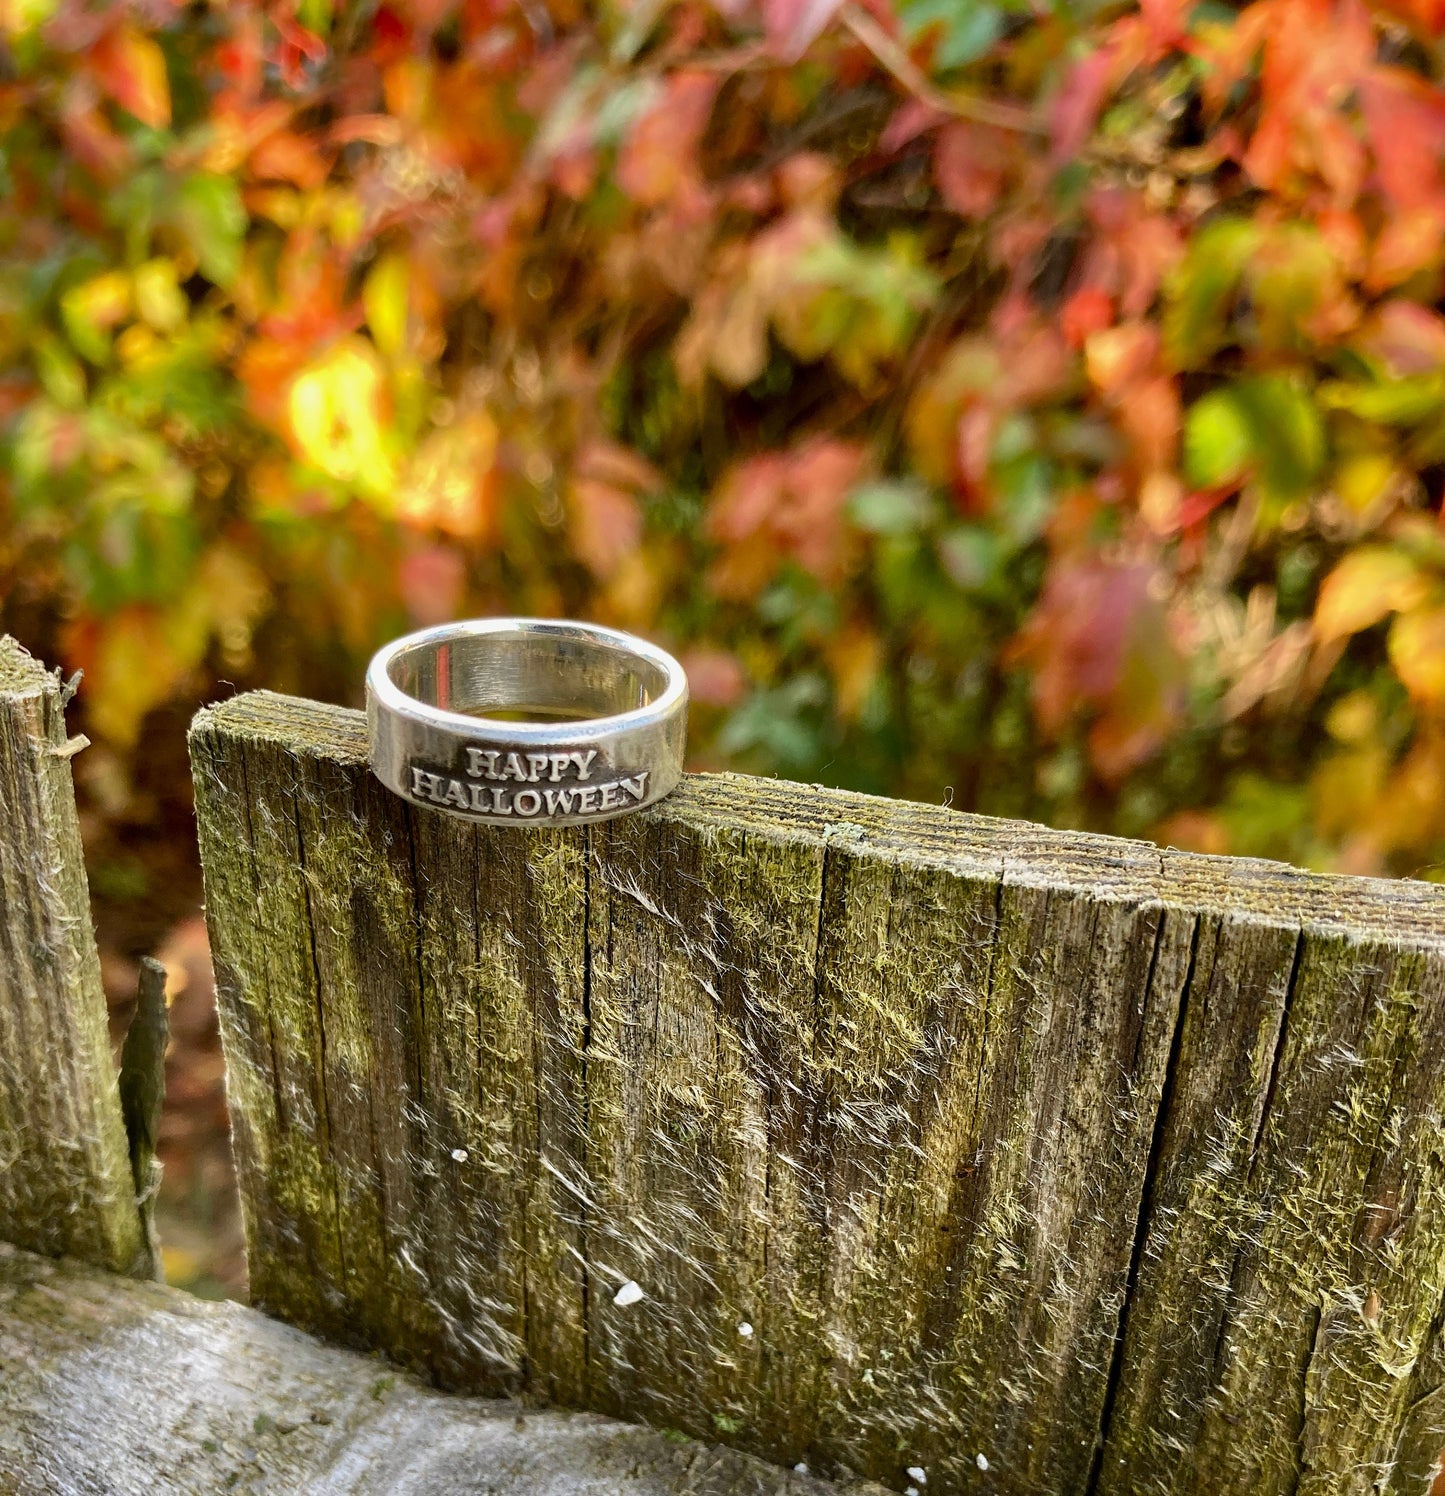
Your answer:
(4, 0), (1445, 875)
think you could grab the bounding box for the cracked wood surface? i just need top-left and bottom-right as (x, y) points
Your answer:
(190, 690), (1445, 1496)
(0, 637), (144, 1275)
(0, 1242), (881, 1496)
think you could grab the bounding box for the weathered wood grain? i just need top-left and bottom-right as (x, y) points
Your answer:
(0, 637), (144, 1275)
(190, 690), (1445, 1496)
(0, 1241), (881, 1496)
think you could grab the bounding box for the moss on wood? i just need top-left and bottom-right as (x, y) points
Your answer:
(0, 637), (143, 1274)
(190, 690), (1445, 1496)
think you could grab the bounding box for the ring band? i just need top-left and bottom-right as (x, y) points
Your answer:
(366, 619), (688, 826)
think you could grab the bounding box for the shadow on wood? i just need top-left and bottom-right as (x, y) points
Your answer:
(189, 690), (1445, 1496)
(0, 1242), (878, 1495)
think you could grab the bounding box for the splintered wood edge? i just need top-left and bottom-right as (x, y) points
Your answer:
(192, 690), (1445, 948)
(0, 1243), (882, 1496)
(0, 636), (52, 696)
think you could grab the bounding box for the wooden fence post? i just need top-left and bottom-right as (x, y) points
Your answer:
(0, 637), (144, 1274)
(191, 689), (1445, 1496)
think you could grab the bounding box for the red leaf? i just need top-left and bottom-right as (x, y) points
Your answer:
(1009, 558), (1184, 778)
(763, 0), (846, 60)
(880, 100), (947, 155)
(1139, 0), (1189, 51)
(935, 121), (1011, 218)
(1062, 287), (1114, 349)
(616, 71), (719, 207)
(1359, 67), (1445, 211)
(1049, 45), (1116, 166)
(708, 454), (791, 545)
(707, 440), (866, 595)
(1359, 301), (1445, 375)
(214, 12), (264, 100)
(679, 648), (747, 707)
(568, 442), (661, 580)
(58, 92), (133, 179)
(570, 479), (644, 579)
(399, 546), (467, 626)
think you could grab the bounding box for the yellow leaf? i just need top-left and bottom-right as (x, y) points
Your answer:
(87, 600), (207, 748)
(197, 545), (270, 659)
(287, 338), (395, 492)
(826, 624), (882, 722)
(364, 252), (410, 360)
(1333, 451), (1396, 516)
(1390, 606), (1445, 705)
(0, 0), (58, 37)
(394, 412), (498, 538)
(1314, 547), (1428, 642)
(1310, 743), (1389, 839)
(60, 270), (131, 361)
(133, 259), (187, 333)
(1324, 689), (1378, 743)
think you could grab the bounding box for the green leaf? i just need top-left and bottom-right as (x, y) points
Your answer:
(32, 330), (87, 408)
(1233, 375), (1324, 500)
(898, 0), (1003, 67)
(848, 479), (933, 534)
(1319, 375), (1445, 426)
(993, 451), (1056, 542)
(1184, 388), (1254, 488)
(938, 525), (1006, 588)
(171, 174), (247, 287)
(1164, 218), (1259, 370)
(1185, 376), (1324, 499)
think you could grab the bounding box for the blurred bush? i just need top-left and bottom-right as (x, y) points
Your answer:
(3, 0), (1444, 875)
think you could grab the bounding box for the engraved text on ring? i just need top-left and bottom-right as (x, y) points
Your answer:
(408, 746), (649, 817)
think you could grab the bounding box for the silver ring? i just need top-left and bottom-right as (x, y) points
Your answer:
(366, 619), (688, 826)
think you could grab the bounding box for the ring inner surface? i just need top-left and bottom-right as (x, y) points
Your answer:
(387, 631), (669, 723)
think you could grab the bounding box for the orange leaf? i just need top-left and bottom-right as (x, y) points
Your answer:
(89, 24), (171, 129)
(1368, 205), (1445, 291)
(1390, 605), (1445, 704)
(1314, 547), (1428, 641)
(250, 129), (329, 189)
(1118, 375), (1180, 473)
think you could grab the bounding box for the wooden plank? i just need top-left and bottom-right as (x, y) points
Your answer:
(190, 690), (1445, 1496)
(0, 1241), (882, 1496)
(0, 637), (143, 1274)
